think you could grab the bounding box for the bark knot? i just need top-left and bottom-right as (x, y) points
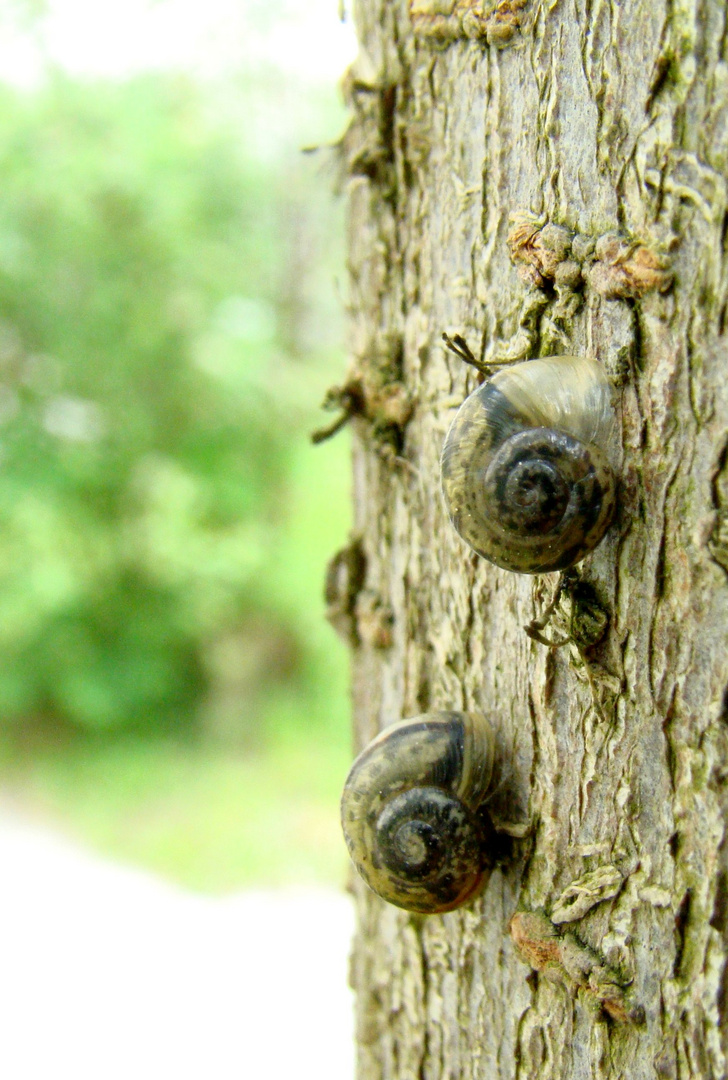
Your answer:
(510, 909), (644, 1024)
(409, 0), (528, 46)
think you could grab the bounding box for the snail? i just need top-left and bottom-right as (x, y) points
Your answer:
(441, 355), (616, 574)
(341, 711), (496, 913)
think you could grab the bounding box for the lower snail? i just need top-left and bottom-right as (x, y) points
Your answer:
(341, 711), (496, 913)
(441, 355), (616, 573)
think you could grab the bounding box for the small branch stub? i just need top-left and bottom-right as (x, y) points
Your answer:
(324, 538), (367, 646)
(311, 335), (413, 454)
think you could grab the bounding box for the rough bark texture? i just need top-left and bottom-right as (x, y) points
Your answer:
(336, 0), (728, 1076)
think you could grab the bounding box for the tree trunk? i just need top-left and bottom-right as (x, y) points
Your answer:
(337, 0), (728, 1077)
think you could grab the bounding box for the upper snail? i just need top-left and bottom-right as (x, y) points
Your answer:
(441, 355), (616, 574)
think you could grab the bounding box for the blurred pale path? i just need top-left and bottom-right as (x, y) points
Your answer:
(0, 812), (355, 1080)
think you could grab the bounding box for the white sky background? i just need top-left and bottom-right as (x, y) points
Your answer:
(0, 0), (358, 88)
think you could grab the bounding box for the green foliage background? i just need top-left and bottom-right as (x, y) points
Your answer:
(0, 64), (352, 889)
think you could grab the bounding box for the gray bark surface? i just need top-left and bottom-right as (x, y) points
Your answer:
(337, 1), (728, 1076)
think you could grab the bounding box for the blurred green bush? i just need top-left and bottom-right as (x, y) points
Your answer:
(0, 70), (350, 749)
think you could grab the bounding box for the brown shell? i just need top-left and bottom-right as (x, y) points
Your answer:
(340, 711), (495, 914)
(441, 356), (616, 573)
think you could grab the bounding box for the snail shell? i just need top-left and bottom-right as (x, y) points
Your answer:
(441, 356), (616, 574)
(341, 711), (495, 913)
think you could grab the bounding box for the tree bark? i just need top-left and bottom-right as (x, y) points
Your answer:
(337, 0), (728, 1077)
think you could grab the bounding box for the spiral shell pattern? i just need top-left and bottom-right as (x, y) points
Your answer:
(441, 355), (616, 573)
(341, 711), (495, 913)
